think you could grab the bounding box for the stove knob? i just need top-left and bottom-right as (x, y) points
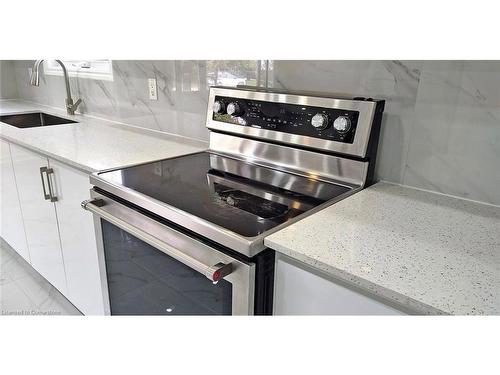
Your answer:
(227, 102), (242, 116)
(213, 100), (225, 114)
(311, 113), (330, 130)
(333, 116), (352, 133)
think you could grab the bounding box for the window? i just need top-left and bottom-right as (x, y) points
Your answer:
(172, 60), (269, 93)
(43, 60), (113, 81)
(206, 60), (263, 88)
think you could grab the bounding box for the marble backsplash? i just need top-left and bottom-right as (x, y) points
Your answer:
(11, 60), (212, 141)
(0, 61), (19, 99)
(4, 60), (500, 206)
(273, 61), (500, 206)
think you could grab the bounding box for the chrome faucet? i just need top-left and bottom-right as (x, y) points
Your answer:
(30, 60), (82, 115)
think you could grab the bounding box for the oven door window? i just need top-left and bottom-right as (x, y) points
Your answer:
(101, 221), (233, 315)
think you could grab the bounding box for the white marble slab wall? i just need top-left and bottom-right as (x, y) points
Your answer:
(9, 60), (500, 205)
(272, 60), (500, 206)
(13, 60), (212, 141)
(0, 60), (19, 99)
(403, 61), (500, 205)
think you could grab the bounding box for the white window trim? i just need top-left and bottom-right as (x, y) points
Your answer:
(43, 60), (113, 81)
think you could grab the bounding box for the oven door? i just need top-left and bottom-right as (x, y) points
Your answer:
(82, 190), (255, 315)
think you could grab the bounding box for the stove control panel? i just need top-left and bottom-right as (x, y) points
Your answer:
(212, 95), (359, 144)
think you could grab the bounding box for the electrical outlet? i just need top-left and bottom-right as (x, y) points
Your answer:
(148, 78), (158, 100)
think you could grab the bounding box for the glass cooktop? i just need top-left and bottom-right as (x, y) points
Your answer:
(96, 152), (350, 237)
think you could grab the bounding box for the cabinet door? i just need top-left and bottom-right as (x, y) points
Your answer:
(0, 140), (30, 262)
(9, 144), (67, 295)
(274, 254), (405, 315)
(49, 159), (104, 315)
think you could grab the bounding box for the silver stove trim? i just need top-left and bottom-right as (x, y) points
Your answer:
(206, 87), (378, 158)
(90, 137), (364, 257)
(209, 132), (368, 188)
(89, 179), (359, 258)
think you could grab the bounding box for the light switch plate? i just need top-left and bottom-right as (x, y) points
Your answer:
(148, 78), (158, 100)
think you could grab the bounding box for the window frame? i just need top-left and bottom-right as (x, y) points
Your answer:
(43, 60), (113, 81)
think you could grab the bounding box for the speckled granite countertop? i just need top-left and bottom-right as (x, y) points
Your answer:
(265, 182), (500, 315)
(0, 100), (207, 172)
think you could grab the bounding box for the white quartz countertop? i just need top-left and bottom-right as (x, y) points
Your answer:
(0, 100), (207, 172)
(265, 182), (500, 315)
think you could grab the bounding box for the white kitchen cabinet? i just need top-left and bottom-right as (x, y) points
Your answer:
(274, 254), (405, 315)
(0, 140), (30, 262)
(9, 144), (68, 295)
(49, 159), (104, 315)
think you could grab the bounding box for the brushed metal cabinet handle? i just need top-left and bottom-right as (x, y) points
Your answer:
(46, 168), (57, 202)
(39, 167), (50, 200)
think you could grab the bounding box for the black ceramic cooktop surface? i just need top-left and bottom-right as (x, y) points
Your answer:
(97, 152), (350, 237)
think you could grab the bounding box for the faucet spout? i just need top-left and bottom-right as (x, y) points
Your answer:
(29, 59), (82, 116)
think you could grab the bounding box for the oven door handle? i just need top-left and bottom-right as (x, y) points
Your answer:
(81, 198), (233, 282)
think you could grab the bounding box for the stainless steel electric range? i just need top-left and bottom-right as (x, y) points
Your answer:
(82, 86), (385, 315)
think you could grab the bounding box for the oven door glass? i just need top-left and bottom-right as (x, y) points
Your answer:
(101, 220), (233, 315)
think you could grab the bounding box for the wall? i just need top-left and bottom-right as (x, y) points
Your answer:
(9, 60), (500, 206)
(272, 61), (500, 205)
(13, 60), (213, 141)
(0, 60), (19, 99)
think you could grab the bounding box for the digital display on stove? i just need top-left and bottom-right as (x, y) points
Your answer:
(212, 95), (359, 144)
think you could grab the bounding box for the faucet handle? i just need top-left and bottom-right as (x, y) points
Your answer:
(72, 98), (82, 110)
(66, 98), (82, 115)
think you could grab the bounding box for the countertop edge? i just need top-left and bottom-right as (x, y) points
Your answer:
(0, 133), (95, 173)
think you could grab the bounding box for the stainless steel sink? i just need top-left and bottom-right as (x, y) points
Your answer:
(0, 112), (78, 128)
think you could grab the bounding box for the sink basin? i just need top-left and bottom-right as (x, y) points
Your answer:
(0, 112), (78, 128)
